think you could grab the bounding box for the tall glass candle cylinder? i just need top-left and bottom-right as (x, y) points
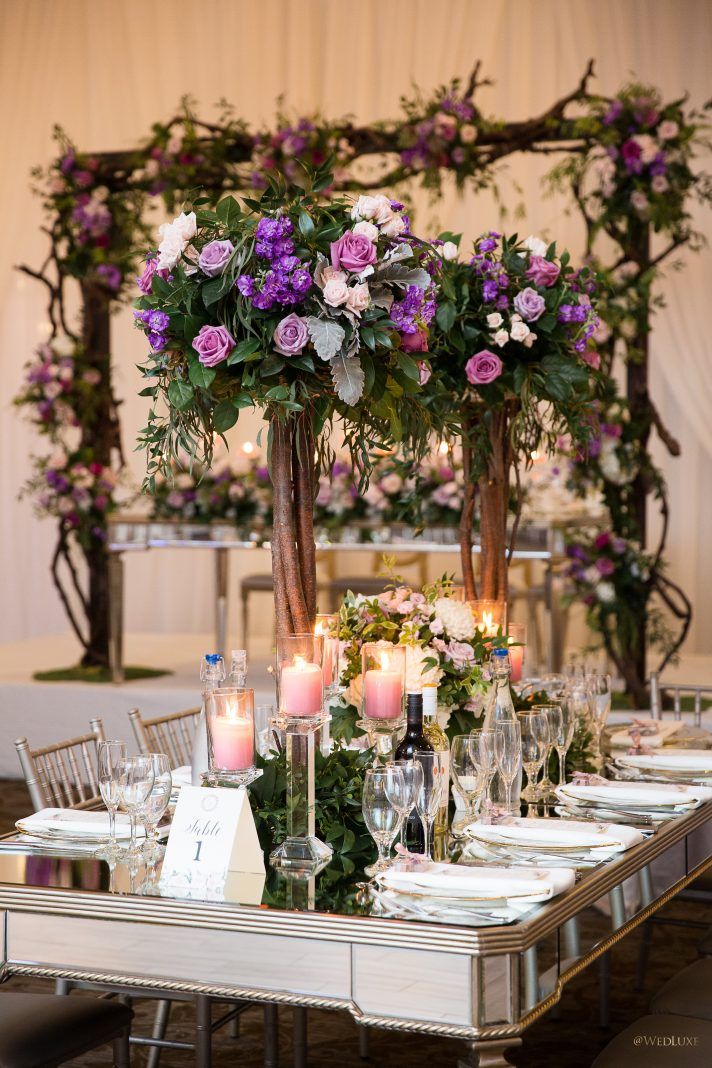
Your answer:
(206, 687), (255, 777)
(314, 614), (339, 696)
(507, 622), (527, 684)
(277, 634), (324, 718)
(361, 643), (406, 721)
(469, 599), (507, 637)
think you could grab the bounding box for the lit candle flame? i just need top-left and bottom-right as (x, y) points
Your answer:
(438, 440), (449, 455)
(242, 441), (254, 454)
(379, 650), (391, 671)
(315, 621), (325, 637)
(482, 611), (494, 634)
(293, 654), (307, 670)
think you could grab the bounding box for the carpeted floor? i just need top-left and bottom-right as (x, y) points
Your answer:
(0, 777), (708, 1067)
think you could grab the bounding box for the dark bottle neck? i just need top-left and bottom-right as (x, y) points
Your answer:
(405, 692), (424, 731)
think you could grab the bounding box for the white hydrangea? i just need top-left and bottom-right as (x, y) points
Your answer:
(432, 597), (476, 641)
(523, 235), (548, 257)
(596, 582), (616, 604)
(405, 644), (443, 691)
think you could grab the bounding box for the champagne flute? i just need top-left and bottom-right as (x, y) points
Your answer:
(587, 673), (612, 770)
(494, 719), (521, 815)
(555, 700), (577, 789)
(362, 767), (404, 876)
(138, 753), (172, 855)
(518, 711), (547, 804)
(97, 740), (127, 859)
(532, 704), (562, 801)
(387, 759), (423, 849)
(451, 735), (485, 821)
(414, 750), (447, 862)
(117, 756), (155, 856)
(471, 729), (497, 807)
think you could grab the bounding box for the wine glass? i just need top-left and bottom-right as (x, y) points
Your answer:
(518, 711), (548, 804)
(117, 756), (155, 856)
(532, 705), (562, 801)
(555, 700), (577, 789)
(138, 754), (172, 856)
(494, 719), (521, 816)
(471, 729), (497, 807)
(362, 767), (404, 876)
(414, 750), (447, 862)
(451, 735), (485, 821)
(587, 673), (612, 770)
(97, 740), (127, 859)
(387, 759), (423, 849)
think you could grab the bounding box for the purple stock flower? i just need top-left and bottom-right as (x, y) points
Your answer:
(603, 100), (623, 126)
(96, 263), (122, 291)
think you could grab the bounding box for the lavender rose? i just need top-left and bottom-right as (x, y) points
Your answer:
(465, 349), (503, 385)
(273, 313), (309, 356)
(513, 287), (546, 322)
(192, 324), (235, 367)
(525, 256), (560, 288)
(136, 255), (167, 296)
(198, 239), (235, 277)
(330, 231), (377, 274)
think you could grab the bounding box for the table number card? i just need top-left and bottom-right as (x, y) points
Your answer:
(160, 785), (265, 891)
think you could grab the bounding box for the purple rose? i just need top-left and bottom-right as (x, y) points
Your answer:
(525, 256), (560, 288)
(400, 328), (428, 353)
(273, 313), (309, 356)
(594, 532), (611, 551)
(198, 239), (235, 277)
(330, 231), (377, 274)
(192, 324), (235, 366)
(513, 287), (546, 322)
(621, 138), (643, 174)
(465, 349), (503, 385)
(595, 557), (615, 577)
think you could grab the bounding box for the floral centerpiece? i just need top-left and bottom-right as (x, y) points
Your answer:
(429, 232), (601, 603)
(135, 170), (440, 637)
(331, 580), (498, 744)
(149, 455), (273, 532)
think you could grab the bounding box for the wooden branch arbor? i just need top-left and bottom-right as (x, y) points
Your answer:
(20, 58), (698, 694)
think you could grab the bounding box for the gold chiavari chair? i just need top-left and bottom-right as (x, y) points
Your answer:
(128, 706), (200, 766)
(14, 718), (106, 813)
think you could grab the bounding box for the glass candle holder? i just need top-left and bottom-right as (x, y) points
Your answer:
(205, 687), (257, 785)
(507, 622), (527, 684)
(469, 599), (507, 637)
(361, 642), (406, 721)
(277, 633), (324, 718)
(314, 613), (340, 697)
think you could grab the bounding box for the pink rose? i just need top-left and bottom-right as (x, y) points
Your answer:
(192, 324), (235, 366)
(400, 328), (428, 353)
(330, 231), (377, 274)
(346, 283), (370, 316)
(352, 221), (379, 242)
(273, 313), (309, 356)
(136, 255), (168, 296)
(465, 349), (503, 385)
(323, 276), (349, 307)
(417, 360), (432, 385)
(525, 256), (560, 288)
(582, 349), (601, 370)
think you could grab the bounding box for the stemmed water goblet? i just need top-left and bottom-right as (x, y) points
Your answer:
(362, 766), (405, 876)
(387, 759), (423, 850)
(532, 705), (562, 802)
(471, 729), (497, 807)
(451, 735), (485, 823)
(97, 740), (127, 860)
(518, 711), (548, 805)
(138, 754), (172, 857)
(587, 673), (612, 770)
(117, 755), (156, 857)
(414, 750), (447, 861)
(494, 719), (521, 816)
(555, 700), (577, 789)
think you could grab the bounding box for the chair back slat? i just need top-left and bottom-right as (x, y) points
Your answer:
(14, 720), (105, 812)
(129, 706), (201, 767)
(648, 671), (712, 728)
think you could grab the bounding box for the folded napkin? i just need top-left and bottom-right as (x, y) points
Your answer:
(378, 861), (574, 902)
(464, 817), (643, 852)
(16, 808), (138, 840)
(618, 749), (712, 773)
(609, 720), (682, 750)
(556, 779), (712, 809)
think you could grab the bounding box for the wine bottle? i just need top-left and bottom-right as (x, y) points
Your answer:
(422, 684), (450, 859)
(395, 692), (433, 853)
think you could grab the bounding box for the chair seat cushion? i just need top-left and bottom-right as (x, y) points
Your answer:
(592, 1014), (712, 1066)
(0, 992), (132, 1068)
(241, 573), (275, 591)
(651, 958), (712, 1020)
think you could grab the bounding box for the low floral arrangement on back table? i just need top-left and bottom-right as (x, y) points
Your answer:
(150, 454), (273, 530)
(135, 173), (440, 477)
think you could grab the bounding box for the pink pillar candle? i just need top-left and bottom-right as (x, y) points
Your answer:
(509, 643), (525, 683)
(364, 668), (403, 720)
(212, 713), (254, 770)
(281, 659), (323, 716)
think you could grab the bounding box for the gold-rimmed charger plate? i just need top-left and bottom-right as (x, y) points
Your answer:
(379, 879), (543, 903)
(467, 830), (620, 852)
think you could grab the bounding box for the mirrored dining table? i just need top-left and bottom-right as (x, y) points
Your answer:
(1, 797), (711, 1068)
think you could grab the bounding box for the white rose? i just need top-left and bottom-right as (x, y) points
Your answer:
(492, 329), (509, 348)
(57, 365), (73, 382)
(486, 312), (503, 328)
(596, 582), (616, 604)
(510, 319), (531, 343)
(53, 336), (75, 357)
(352, 220), (379, 242)
(633, 134), (658, 165)
(523, 331), (537, 349)
(322, 278), (349, 307)
(523, 235), (548, 258)
(345, 673), (364, 710)
(44, 381), (62, 400)
(351, 195), (379, 221)
(380, 473), (402, 494)
(651, 175), (669, 194)
(630, 191), (649, 214)
(371, 194), (394, 225)
(172, 211), (197, 242)
(57, 498), (75, 516)
(167, 132), (184, 155)
(346, 282), (370, 317)
(380, 214), (406, 238)
(441, 240), (459, 261)
(156, 229), (186, 270)
(460, 124), (477, 144)
(658, 120), (679, 140)
(434, 112), (457, 134)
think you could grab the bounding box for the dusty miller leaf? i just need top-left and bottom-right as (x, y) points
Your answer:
(375, 264), (431, 289)
(331, 352), (365, 405)
(306, 316), (346, 362)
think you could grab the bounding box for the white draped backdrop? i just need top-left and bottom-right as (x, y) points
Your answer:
(0, 0), (710, 656)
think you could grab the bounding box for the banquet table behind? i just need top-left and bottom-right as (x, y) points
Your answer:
(1, 800), (711, 1068)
